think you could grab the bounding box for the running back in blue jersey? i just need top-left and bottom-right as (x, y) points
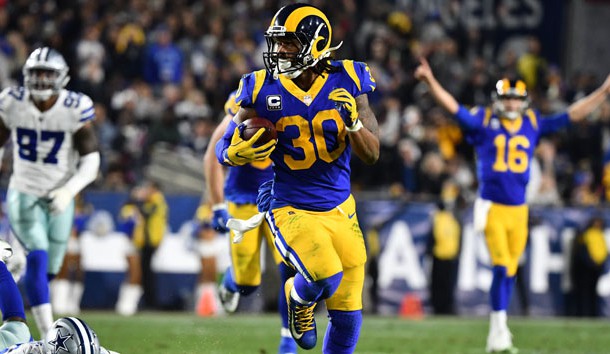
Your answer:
(236, 60), (376, 211)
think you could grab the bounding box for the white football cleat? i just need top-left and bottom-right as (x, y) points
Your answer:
(486, 328), (518, 353)
(218, 283), (240, 313)
(0, 239), (13, 263)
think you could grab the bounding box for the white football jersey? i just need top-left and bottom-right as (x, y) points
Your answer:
(0, 87), (95, 197)
(0, 341), (44, 354)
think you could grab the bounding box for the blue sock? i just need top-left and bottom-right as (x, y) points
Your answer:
(0, 262), (25, 320)
(293, 272), (343, 303)
(223, 267), (257, 296)
(490, 266), (508, 311)
(504, 275), (515, 307)
(278, 263), (296, 328)
(25, 250), (49, 306)
(322, 310), (362, 354)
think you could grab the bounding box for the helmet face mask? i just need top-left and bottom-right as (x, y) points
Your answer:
(492, 78), (529, 120)
(263, 4), (341, 79)
(22, 47), (70, 102)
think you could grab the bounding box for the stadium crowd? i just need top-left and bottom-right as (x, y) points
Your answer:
(0, 0), (608, 206)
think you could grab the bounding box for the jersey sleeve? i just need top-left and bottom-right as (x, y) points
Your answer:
(341, 60), (376, 96)
(538, 110), (570, 135)
(224, 90), (239, 116)
(235, 70), (267, 108)
(454, 105), (486, 131)
(75, 93), (95, 130)
(0, 88), (16, 128)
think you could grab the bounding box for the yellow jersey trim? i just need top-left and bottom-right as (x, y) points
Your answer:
(342, 60), (361, 92)
(278, 72), (329, 105)
(252, 70), (267, 104)
(525, 109), (538, 130)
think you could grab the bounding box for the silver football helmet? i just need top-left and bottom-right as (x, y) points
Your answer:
(44, 317), (101, 354)
(22, 47), (70, 101)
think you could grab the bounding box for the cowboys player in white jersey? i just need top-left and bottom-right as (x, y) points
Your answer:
(0, 240), (117, 354)
(0, 47), (100, 339)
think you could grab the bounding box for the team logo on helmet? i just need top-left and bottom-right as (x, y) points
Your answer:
(492, 78), (529, 120)
(263, 4), (342, 79)
(22, 47), (70, 101)
(44, 317), (101, 354)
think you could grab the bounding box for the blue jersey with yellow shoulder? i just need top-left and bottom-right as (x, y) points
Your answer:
(454, 105), (569, 205)
(236, 60), (376, 211)
(223, 90), (274, 204)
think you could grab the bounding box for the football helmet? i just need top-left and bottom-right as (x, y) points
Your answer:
(43, 317), (101, 354)
(22, 47), (70, 101)
(492, 78), (529, 120)
(263, 3), (342, 79)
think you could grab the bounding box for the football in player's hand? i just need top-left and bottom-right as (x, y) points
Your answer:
(239, 118), (277, 145)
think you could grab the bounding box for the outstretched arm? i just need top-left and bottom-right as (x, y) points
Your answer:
(567, 74), (610, 122)
(414, 57), (460, 115)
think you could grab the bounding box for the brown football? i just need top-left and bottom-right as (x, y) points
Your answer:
(239, 117), (277, 145)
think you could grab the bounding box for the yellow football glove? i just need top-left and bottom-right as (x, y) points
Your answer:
(225, 126), (276, 166)
(328, 88), (363, 132)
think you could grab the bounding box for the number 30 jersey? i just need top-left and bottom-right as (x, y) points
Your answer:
(0, 87), (95, 197)
(454, 105), (569, 205)
(236, 60), (376, 211)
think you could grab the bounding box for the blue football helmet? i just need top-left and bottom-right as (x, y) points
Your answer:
(263, 3), (342, 79)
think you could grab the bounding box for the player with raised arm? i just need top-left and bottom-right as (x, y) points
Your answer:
(414, 57), (610, 353)
(0, 47), (100, 339)
(202, 91), (297, 353)
(216, 4), (379, 352)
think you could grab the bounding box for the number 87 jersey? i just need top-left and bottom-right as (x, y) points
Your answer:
(236, 60), (376, 211)
(0, 87), (95, 197)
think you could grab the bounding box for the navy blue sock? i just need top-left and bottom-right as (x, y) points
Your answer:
(293, 272), (343, 303)
(490, 265), (508, 311)
(322, 310), (362, 354)
(25, 250), (49, 306)
(222, 267), (258, 296)
(504, 275), (515, 307)
(0, 262), (25, 320)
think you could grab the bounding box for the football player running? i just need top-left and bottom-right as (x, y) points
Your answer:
(216, 4), (379, 353)
(202, 90), (298, 353)
(0, 47), (100, 339)
(0, 240), (117, 354)
(415, 57), (610, 353)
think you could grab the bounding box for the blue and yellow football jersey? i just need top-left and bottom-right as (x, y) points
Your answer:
(455, 106), (570, 205)
(236, 60), (376, 211)
(223, 91), (274, 204)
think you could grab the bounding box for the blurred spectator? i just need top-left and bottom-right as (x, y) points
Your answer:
(427, 180), (462, 315)
(143, 24), (183, 88)
(517, 37), (547, 92)
(131, 180), (168, 309)
(569, 216), (608, 317)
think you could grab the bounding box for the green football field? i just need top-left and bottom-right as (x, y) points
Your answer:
(29, 311), (610, 354)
